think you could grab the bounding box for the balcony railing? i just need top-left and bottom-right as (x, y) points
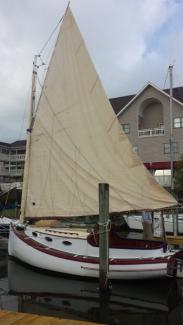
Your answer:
(0, 167), (23, 177)
(138, 127), (164, 138)
(10, 154), (25, 161)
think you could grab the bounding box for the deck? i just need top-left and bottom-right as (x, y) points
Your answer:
(0, 310), (101, 325)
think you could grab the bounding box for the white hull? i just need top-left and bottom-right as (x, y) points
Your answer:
(8, 224), (177, 280)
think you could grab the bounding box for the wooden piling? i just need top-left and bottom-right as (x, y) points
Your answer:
(142, 211), (153, 240)
(173, 209), (178, 236)
(160, 210), (166, 243)
(99, 183), (109, 291)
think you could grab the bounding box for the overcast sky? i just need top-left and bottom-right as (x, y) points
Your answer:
(1, 0), (183, 142)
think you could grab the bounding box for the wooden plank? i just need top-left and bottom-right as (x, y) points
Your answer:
(154, 235), (183, 245)
(0, 310), (101, 325)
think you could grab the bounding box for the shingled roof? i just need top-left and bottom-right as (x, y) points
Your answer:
(110, 86), (183, 115)
(0, 140), (26, 147)
(11, 140), (26, 147)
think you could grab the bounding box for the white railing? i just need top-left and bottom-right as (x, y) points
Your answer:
(10, 154), (25, 161)
(10, 170), (24, 177)
(0, 168), (10, 176)
(138, 127), (164, 138)
(0, 153), (9, 161)
(0, 168), (23, 177)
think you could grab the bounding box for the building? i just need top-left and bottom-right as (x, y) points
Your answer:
(0, 140), (26, 191)
(110, 83), (183, 201)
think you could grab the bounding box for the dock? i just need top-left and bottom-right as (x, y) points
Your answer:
(0, 310), (101, 325)
(154, 235), (183, 246)
(164, 235), (183, 246)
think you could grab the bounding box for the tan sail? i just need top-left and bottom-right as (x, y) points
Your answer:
(23, 7), (176, 218)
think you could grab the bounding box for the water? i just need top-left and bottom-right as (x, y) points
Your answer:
(1, 237), (183, 324)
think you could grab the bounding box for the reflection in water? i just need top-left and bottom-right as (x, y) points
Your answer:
(5, 257), (183, 324)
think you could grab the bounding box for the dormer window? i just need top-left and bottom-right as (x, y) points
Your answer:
(122, 123), (130, 134)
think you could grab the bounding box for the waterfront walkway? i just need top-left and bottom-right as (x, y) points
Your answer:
(0, 310), (100, 325)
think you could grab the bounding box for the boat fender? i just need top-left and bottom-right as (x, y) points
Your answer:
(62, 240), (72, 246)
(163, 243), (167, 253)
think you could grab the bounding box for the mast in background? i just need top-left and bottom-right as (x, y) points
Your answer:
(20, 55), (38, 223)
(169, 64), (178, 236)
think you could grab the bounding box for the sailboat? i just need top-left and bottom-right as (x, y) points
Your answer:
(8, 5), (178, 279)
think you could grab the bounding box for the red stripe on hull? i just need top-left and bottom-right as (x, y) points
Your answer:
(11, 225), (170, 266)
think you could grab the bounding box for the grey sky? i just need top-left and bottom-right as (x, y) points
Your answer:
(0, 0), (183, 142)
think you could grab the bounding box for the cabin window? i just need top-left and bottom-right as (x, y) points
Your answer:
(62, 240), (72, 246)
(174, 117), (183, 128)
(121, 123), (130, 134)
(32, 232), (38, 237)
(164, 142), (179, 154)
(45, 236), (52, 242)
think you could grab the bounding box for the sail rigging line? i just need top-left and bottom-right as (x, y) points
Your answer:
(38, 2), (71, 57)
(32, 13), (65, 120)
(39, 16), (64, 56)
(35, 78), (138, 211)
(163, 67), (169, 90)
(17, 75), (32, 141)
(20, 55), (39, 223)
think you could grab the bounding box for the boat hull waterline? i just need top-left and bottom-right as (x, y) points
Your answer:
(8, 224), (177, 280)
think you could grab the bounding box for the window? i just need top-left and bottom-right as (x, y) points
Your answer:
(164, 143), (170, 154)
(2, 148), (9, 154)
(17, 150), (25, 154)
(154, 170), (171, 186)
(122, 123), (130, 134)
(174, 117), (183, 128)
(164, 142), (179, 154)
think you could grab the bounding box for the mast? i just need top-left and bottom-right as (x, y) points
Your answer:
(169, 64), (174, 192)
(20, 55), (38, 223)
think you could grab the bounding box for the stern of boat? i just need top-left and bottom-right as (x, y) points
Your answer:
(8, 224), (15, 257)
(8, 223), (25, 257)
(167, 250), (183, 278)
